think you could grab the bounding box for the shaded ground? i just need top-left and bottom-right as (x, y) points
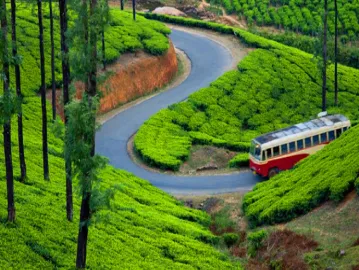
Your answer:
(179, 145), (238, 174)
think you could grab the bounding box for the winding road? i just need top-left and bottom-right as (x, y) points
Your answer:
(96, 28), (262, 195)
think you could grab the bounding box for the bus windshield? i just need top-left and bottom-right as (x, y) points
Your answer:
(250, 140), (261, 160)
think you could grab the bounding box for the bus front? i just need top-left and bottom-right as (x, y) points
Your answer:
(249, 140), (264, 176)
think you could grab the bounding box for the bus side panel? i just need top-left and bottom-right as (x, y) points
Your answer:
(265, 154), (309, 177)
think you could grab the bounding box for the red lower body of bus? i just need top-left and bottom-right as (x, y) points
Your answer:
(249, 153), (309, 178)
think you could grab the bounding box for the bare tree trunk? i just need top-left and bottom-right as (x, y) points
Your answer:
(10, 0), (26, 182)
(132, 0), (136, 20)
(1, 0), (15, 222)
(102, 29), (106, 70)
(334, 0), (338, 106)
(120, 0), (124, 10)
(37, 0), (50, 180)
(59, 0), (73, 222)
(50, 0), (56, 120)
(322, 0), (328, 112)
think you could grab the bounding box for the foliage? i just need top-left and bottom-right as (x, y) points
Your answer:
(243, 125), (359, 227)
(0, 6), (241, 269)
(247, 230), (268, 257)
(211, 0), (359, 42)
(229, 153), (249, 168)
(136, 14), (359, 171)
(0, 5), (170, 96)
(223, 233), (239, 247)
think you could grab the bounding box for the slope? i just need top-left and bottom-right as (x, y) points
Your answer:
(0, 5), (240, 269)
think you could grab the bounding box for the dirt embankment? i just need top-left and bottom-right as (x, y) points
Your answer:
(48, 40), (178, 117)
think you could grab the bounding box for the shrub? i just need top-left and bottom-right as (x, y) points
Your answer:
(229, 153), (249, 168)
(223, 233), (239, 247)
(247, 230), (268, 257)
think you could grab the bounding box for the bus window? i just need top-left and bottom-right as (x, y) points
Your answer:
(297, 139), (304, 150)
(329, 130), (335, 141)
(320, 132), (328, 143)
(289, 142), (296, 152)
(273, 146), (280, 156)
(336, 128), (342, 138)
(305, 137), (312, 148)
(313, 135), (319, 145)
(343, 126), (348, 131)
(266, 148), (272, 159)
(281, 144), (288, 155)
(262, 151), (265, 161)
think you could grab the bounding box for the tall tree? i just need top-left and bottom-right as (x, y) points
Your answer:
(132, 0), (136, 20)
(334, 0), (339, 106)
(1, 0), (15, 222)
(322, 0), (328, 112)
(120, 0), (124, 10)
(10, 0), (27, 181)
(49, 0), (56, 120)
(69, 0), (113, 267)
(37, 0), (50, 180)
(101, 29), (106, 70)
(59, 0), (73, 221)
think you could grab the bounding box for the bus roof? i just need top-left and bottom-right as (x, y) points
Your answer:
(254, 114), (350, 146)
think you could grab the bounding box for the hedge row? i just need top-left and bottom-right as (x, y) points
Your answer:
(212, 0), (359, 40)
(229, 153), (249, 168)
(243, 124), (359, 227)
(136, 13), (359, 171)
(0, 5), (241, 269)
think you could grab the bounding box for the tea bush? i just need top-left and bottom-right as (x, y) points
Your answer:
(229, 153), (249, 168)
(0, 5), (241, 269)
(243, 124), (359, 227)
(135, 14), (359, 171)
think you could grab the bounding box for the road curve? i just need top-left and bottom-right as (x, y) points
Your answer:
(96, 29), (262, 195)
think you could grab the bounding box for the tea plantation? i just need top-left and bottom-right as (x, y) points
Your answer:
(135, 15), (359, 171)
(0, 6), (240, 269)
(9, 4), (170, 97)
(213, 0), (359, 41)
(243, 123), (359, 227)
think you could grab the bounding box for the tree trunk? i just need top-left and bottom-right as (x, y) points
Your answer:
(334, 0), (338, 106)
(132, 0), (136, 20)
(102, 29), (106, 70)
(76, 192), (91, 268)
(120, 0), (124, 10)
(37, 0), (50, 180)
(59, 0), (73, 222)
(1, 0), (15, 222)
(49, 0), (56, 120)
(322, 0), (328, 112)
(10, 0), (26, 182)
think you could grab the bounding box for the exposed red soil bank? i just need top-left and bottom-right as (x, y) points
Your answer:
(48, 40), (177, 117)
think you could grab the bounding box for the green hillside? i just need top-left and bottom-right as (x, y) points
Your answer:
(0, 6), (240, 269)
(134, 15), (359, 171)
(214, 0), (359, 40)
(243, 123), (359, 227)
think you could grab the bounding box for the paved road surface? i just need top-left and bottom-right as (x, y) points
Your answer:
(96, 29), (262, 194)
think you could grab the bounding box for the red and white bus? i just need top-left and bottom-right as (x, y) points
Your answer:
(249, 114), (351, 178)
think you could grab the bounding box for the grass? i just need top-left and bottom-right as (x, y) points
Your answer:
(0, 4), (242, 269)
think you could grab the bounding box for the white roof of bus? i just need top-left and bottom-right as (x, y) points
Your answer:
(254, 114), (350, 149)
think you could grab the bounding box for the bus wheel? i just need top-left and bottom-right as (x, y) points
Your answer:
(268, 168), (279, 179)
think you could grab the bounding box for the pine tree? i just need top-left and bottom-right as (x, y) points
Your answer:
(37, 0), (50, 180)
(1, 0), (15, 222)
(50, 0), (56, 120)
(59, 0), (73, 221)
(10, 0), (27, 181)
